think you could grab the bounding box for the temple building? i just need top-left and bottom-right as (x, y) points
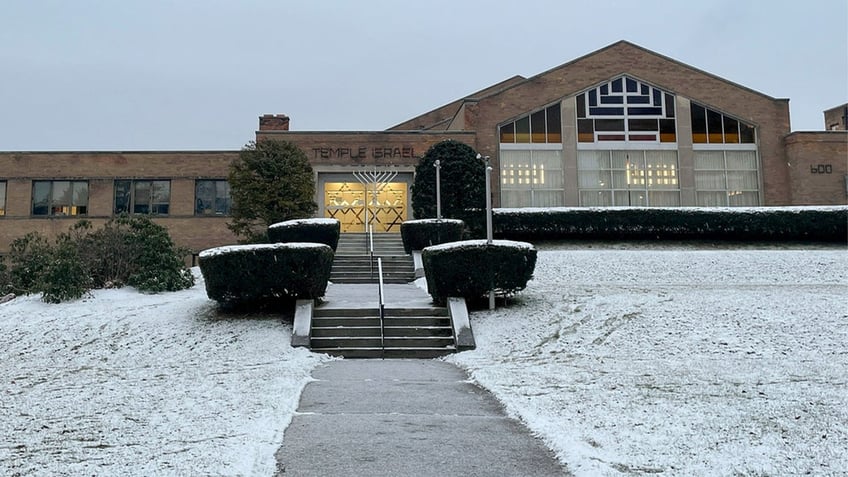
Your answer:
(1, 41), (846, 255)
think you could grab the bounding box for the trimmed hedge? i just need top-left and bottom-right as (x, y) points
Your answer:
(422, 240), (537, 306)
(494, 207), (848, 242)
(199, 242), (333, 308)
(268, 218), (340, 251)
(400, 219), (465, 253)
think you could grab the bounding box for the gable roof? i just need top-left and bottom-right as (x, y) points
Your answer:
(390, 40), (786, 131)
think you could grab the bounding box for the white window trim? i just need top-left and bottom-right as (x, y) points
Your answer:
(500, 143), (563, 151)
(692, 143), (758, 151)
(577, 142), (678, 151)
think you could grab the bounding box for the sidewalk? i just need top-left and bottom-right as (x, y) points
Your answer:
(273, 360), (569, 477)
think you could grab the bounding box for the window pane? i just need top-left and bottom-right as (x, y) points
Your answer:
(577, 119), (594, 143)
(740, 123), (756, 143)
(32, 181), (50, 215)
(694, 151), (725, 170)
(0, 181), (5, 216)
(696, 191), (726, 206)
(51, 181), (71, 215)
(578, 150), (609, 169)
(695, 171), (726, 190)
(515, 116), (530, 143)
(659, 118), (676, 143)
(665, 93), (675, 118)
(196, 180), (214, 214)
(726, 150), (758, 170)
(707, 109), (724, 143)
(728, 191), (759, 206)
(499, 123), (515, 143)
(691, 104), (707, 143)
(576, 93), (586, 119)
(628, 118), (658, 131)
(72, 182), (88, 215)
(133, 181), (151, 214)
(649, 191), (681, 206)
(546, 105), (561, 143)
(595, 119), (624, 132)
(152, 181), (170, 215)
(215, 181), (231, 215)
(723, 116), (740, 143)
(727, 171), (759, 190)
(530, 110), (546, 143)
(114, 180), (132, 214)
(578, 170), (610, 188)
(580, 190), (611, 206)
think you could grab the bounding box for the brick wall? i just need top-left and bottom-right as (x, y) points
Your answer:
(785, 132), (848, 205)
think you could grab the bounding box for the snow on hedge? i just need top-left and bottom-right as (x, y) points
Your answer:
(495, 205), (848, 215)
(403, 218), (464, 225)
(268, 218), (339, 229)
(423, 239), (535, 252)
(198, 242), (329, 258)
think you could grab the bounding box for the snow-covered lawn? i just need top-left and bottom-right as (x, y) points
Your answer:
(0, 271), (331, 476)
(2, 245), (845, 476)
(446, 244), (848, 476)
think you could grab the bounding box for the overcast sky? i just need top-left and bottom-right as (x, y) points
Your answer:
(1, 0), (846, 151)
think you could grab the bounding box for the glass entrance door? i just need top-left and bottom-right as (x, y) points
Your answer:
(324, 182), (407, 233)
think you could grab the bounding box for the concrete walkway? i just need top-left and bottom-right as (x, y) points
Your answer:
(274, 360), (569, 476)
(320, 282), (435, 309)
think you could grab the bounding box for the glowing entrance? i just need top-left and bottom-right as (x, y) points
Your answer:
(324, 182), (407, 233)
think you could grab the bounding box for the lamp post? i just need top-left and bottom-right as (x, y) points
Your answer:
(434, 159), (441, 219)
(477, 153), (495, 310)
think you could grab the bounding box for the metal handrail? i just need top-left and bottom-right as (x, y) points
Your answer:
(377, 257), (386, 359)
(368, 224), (374, 278)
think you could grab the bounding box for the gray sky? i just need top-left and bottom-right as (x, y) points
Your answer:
(1, 0), (846, 151)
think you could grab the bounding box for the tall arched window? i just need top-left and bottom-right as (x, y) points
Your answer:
(576, 76), (680, 206)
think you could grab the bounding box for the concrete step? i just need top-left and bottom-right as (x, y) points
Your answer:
(313, 347), (456, 359)
(311, 336), (384, 348)
(383, 325), (453, 337)
(311, 326), (383, 337)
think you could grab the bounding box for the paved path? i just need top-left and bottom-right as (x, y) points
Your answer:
(274, 359), (569, 476)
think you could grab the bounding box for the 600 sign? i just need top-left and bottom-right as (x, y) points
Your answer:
(810, 164), (833, 174)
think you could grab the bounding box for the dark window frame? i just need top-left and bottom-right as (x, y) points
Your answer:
(194, 179), (232, 216)
(31, 180), (89, 217)
(113, 179), (171, 216)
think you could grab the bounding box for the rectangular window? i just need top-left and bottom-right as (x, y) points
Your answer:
(195, 180), (231, 215)
(500, 149), (563, 207)
(577, 150), (680, 207)
(31, 180), (89, 216)
(694, 150), (759, 206)
(114, 179), (170, 215)
(0, 181), (5, 216)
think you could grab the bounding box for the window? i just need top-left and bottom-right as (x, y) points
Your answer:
(694, 150), (759, 206)
(0, 181), (5, 216)
(31, 180), (89, 216)
(500, 149), (564, 207)
(578, 150), (680, 206)
(499, 104), (562, 144)
(577, 76), (676, 144)
(690, 103), (755, 144)
(195, 180), (231, 215)
(114, 180), (170, 215)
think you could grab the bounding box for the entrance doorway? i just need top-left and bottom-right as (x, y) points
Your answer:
(324, 182), (408, 233)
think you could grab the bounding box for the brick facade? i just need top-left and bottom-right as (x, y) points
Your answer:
(785, 132), (848, 205)
(0, 41), (844, 255)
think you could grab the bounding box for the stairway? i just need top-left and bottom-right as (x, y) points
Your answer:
(309, 306), (456, 359)
(331, 233), (414, 284)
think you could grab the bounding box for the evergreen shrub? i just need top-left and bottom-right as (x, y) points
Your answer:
(493, 207), (848, 242)
(268, 218), (340, 251)
(400, 219), (464, 253)
(422, 240), (537, 306)
(199, 243), (333, 309)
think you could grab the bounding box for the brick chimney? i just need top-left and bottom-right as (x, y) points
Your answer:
(259, 114), (290, 131)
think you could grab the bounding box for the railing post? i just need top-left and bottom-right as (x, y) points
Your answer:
(377, 257), (385, 359)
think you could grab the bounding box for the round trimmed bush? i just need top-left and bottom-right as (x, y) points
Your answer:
(400, 219), (464, 253)
(422, 239), (537, 306)
(268, 218), (340, 251)
(199, 242), (333, 308)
